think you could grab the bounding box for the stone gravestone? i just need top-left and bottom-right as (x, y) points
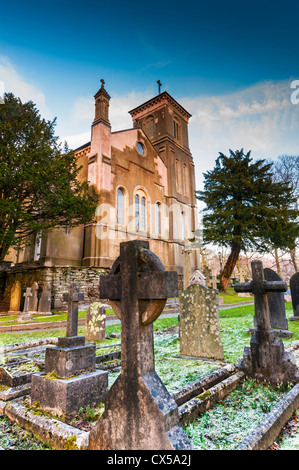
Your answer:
(290, 272), (299, 321)
(31, 283), (108, 418)
(251, 268), (292, 338)
(234, 260), (299, 385)
(179, 284), (224, 361)
(28, 282), (38, 315)
(8, 280), (21, 314)
(37, 282), (51, 315)
(85, 302), (106, 342)
(89, 240), (193, 450)
(17, 288), (33, 323)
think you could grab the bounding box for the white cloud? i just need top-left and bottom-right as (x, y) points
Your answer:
(61, 79), (299, 188)
(180, 80), (299, 189)
(0, 56), (51, 119)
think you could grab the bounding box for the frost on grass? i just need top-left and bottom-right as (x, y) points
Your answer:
(184, 378), (292, 450)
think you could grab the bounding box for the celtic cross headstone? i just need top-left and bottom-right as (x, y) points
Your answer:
(89, 240), (193, 450)
(234, 260), (299, 384)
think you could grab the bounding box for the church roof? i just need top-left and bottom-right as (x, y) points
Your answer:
(128, 91), (192, 120)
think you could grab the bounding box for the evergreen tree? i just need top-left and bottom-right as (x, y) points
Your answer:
(196, 149), (299, 291)
(0, 93), (99, 262)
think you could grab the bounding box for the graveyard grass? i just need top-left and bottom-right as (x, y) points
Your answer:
(1, 301), (299, 450)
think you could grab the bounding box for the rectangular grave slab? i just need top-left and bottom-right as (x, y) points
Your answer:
(30, 370), (108, 418)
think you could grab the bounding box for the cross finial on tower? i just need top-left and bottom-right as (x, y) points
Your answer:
(100, 78), (105, 89)
(157, 80), (162, 94)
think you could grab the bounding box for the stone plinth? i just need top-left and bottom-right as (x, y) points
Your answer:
(31, 370), (108, 418)
(179, 284), (224, 361)
(44, 339), (96, 378)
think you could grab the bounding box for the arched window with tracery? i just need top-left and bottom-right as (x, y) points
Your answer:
(135, 189), (148, 231)
(155, 202), (161, 236)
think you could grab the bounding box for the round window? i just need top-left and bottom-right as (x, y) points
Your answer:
(137, 141), (145, 156)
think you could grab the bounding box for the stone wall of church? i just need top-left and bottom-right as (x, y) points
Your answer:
(2, 265), (107, 313)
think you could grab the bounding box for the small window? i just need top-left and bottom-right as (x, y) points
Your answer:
(135, 190), (147, 231)
(137, 142), (145, 156)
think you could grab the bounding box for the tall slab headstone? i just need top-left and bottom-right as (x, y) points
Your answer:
(290, 272), (299, 321)
(37, 282), (51, 315)
(89, 240), (193, 450)
(85, 302), (106, 343)
(234, 260), (299, 385)
(179, 284), (224, 361)
(9, 280), (21, 314)
(28, 282), (38, 315)
(251, 268), (292, 338)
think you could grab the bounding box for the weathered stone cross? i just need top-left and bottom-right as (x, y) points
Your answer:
(63, 283), (84, 338)
(23, 288), (32, 314)
(89, 240), (193, 450)
(234, 260), (299, 384)
(234, 260), (287, 333)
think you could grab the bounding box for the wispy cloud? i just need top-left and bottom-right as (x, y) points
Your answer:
(0, 56), (51, 119)
(62, 79), (299, 188)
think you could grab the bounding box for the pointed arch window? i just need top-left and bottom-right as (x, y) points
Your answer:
(135, 190), (148, 231)
(117, 187), (125, 225)
(181, 211), (185, 240)
(155, 202), (161, 236)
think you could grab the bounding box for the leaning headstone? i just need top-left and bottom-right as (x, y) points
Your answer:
(37, 282), (51, 315)
(85, 302), (106, 342)
(8, 280), (21, 314)
(251, 268), (292, 338)
(290, 272), (299, 321)
(28, 282), (38, 315)
(30, 284), (108, 418)
(179, 284), (224, 361)
(234, 260), (299, 385)
(89, 240), (193, 450)
(17, 288), (33, 323)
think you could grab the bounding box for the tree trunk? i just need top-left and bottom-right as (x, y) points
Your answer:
(274, 247), (282, 276)
(290, 248), (298, 273)
(219, 241), (241, 292)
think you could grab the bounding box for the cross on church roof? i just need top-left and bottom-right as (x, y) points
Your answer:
(100, 78), (105, 88)
(157, 80), (162, 94)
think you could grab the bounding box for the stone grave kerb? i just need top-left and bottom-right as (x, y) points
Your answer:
(234, 260), (299, 384)
(89, 240), (193, 450)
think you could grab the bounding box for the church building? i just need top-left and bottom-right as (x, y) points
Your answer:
(2, 81), (200, 312)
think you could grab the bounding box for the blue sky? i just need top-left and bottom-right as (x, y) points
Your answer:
(1, 0), (299, 189)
